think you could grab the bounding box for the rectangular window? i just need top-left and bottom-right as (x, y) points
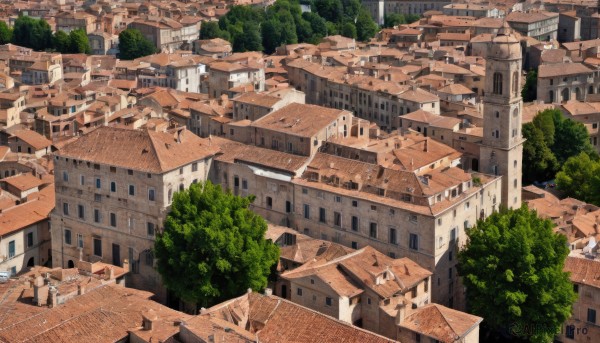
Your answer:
(80, 175), (85, 186)
(8, 240), (15, 258)
(351, 241), (358, 249)
(147, 222), (155, 237)
(110, 213), (117, 227)
(63, 202), (69, 216)
(409, 233), (419, 250)
(334, 212), (341, 227)
(352, 200), (358, 207)
(95, 178), (101, 189)
(389, 228), (397, 244)
(93, 238), (102, 257)
(303, 204), (310, 219)
(574, 284), (579, 293)
(588, 308), (597, 324)
(297, 288), (303, 296)
(351, 216), (359, 231)
(64, 229), (72, 245)
(325, 297), (332, 306)
(319, 208), (326, 223)
(129, 185), (135, 196)
(148, 188), (155, 201)
(78, 204), (85, 220)
(369, 222), (377, 238)
(94, 209), (101, 223)
(334, 196), (341, 203)
(286, 201), (291, 213)
(234, 176), (240, 188)
(302, 188), (308, 194)
(449, 268), (453, 279)
(77, 233), (84, 249)
(192, 162), (198, 172)
(62, 171), (69, 182)
(110, 181), (116, 192)
(27, 232), (34, 247)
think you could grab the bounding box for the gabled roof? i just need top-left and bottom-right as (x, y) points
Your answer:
(564, 257), (600, 289)
(57, 127), (219, 173)
(10, 129), (52, 150)
(399, 303), (482, 343)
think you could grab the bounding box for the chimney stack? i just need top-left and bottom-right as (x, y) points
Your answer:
(78, 283), (86, 295)
(48, 286), (58, 308)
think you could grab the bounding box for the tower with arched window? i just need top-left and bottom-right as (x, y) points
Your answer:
(479, 24), (524, 209)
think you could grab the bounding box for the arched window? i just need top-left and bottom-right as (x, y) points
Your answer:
(589, 85), (594, 95)
(493, 72), (503, 95)
(512, 71), (518, 97)
(562, 88), (570, 102)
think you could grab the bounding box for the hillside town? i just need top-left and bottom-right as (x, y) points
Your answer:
(0, 0), (600, 342)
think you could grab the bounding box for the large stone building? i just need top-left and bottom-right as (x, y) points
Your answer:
(537, 63), (595, 103)
(559, 257), (600, 343)
(506, 10), (559, 42)
(479, 25), (524, 209)
(50, 126), (219, 302)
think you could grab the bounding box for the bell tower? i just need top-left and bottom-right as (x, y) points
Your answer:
(480, 24), (524, 209)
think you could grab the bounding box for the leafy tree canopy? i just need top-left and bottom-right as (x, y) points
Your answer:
(0, 22), (13, 45)
(521, 69), (537, 102)
(459, 206), (576, 343)
(522, 108), (598, 184)
(383, 13), (420, 28)
(199, 21), (231, 41)
(67, 29), (91, 54)
(13, 16), (53, 51)
(556, 152), (600, 205)
(214, 0), (379, 53)
(154, 181), (279, 307)
(118, 28), (156, 60)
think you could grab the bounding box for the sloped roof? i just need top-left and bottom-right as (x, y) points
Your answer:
(565, 257), (600, 289)
(10, 129), (52, 150)
(399, 303), (482, 343)
(57, 127), (219, 173)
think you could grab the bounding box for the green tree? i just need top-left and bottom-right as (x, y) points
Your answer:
(0, 21), (13, 45)
(459, 206), (576, 343)
(13, 16), (53, 51)
(341, 22), (357, 39)
(68, 29), (91, 54)
(313, 0), (343, 23)
(531, 108), (557, 146)
(200, 21), (231, 41)
(261, 20), (282, 54)
(118, 28), (156, 60)
(522, 69), (537, 102)
(303, 12), (327, 38)
(522, 123), (559, 184)
(241, 21), (263, 52)
(556, 153), (600, 205)
(52, 30), (70, 53)
(154, 181), (280, 307)
(355, 8), (378, 41)
(553, 118), (598, 164)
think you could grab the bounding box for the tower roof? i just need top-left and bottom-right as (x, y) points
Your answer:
(489, 20), (521, 60)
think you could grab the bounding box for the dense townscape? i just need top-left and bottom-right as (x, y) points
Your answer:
(1, 0), (600, 342)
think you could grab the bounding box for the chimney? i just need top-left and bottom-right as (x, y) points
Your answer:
(48, 286), (58, 308)
(264, 288), (273, 296)
(423, 139), (428, 152)
(104, 266), (115, 280)
(122, 259), (130, 273)
(78, 283), (86, 295)
(142, 310), (158, 331)
(395, 303), (406, 325)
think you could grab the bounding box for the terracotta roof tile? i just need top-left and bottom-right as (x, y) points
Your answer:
(58, 127), (219, 173)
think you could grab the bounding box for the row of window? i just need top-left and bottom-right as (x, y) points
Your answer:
(62, 172), (158, 201)
(62, 202), (156, 237)
(5, 233), (35, 260)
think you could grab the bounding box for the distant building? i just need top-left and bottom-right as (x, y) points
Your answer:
(506, 10), (559, 41)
